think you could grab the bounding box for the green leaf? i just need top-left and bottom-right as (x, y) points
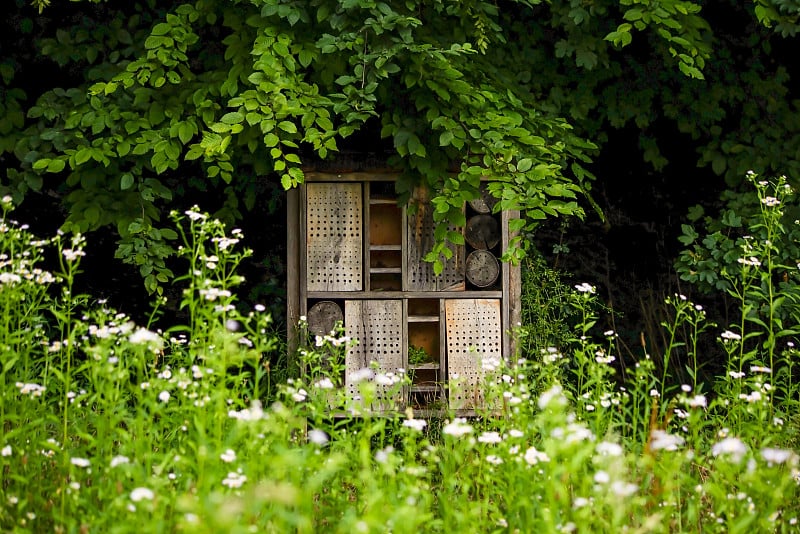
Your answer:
(47, 159), (65, 173)
(120, 173), (134, 190)
(221, 112), (244, 125)
(439, 130), (454, 147)
(32, 158), (50, 170)
(278, 121), (297, 133)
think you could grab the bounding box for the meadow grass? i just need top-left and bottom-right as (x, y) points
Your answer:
(0, 188), (799, 533)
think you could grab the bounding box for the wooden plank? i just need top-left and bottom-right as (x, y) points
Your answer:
(305, 172), (400, 182)
(306, 183), (363, 292)
(502, 209), (522, 359)
(307, 290), (502, 299)
(344, 300), (405, 411)
(364, 182), (371, 292)
(445, 299), (502, 410)
(286, 187), (301, 374)
(404, 186), (465, 291)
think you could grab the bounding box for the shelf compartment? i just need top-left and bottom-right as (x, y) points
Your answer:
(408, 315), (440, 323)
(408, 298), (439, 316)
(370, 249), (402, 270)
(370, 273), (402, 291)
(369, 204), (403, 246)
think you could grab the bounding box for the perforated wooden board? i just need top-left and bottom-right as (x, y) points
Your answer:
(405, 191), (465, 291)
(306, 183), (363, 292)
(344, 300), (405, 411)
(445, 299), (502, 410)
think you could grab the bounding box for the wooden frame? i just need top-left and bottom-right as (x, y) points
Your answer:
(286, 171), (521, 415)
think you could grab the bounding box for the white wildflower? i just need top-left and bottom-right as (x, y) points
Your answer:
(596, 442), (623, 457)
(220, 449), (237, 463)
(308, 429), (329, 445)
(222, 471), (247, 489)
(130, 487), (155, 502)
(402, 419), (427, 432)
(524, 447), (550, 465)
(761, 448), (798, 466)
(442, 418), (473, 438)
(477, 431), (503, 444)
(649, 430), (685, 451)
(110, 455), (130, 468)
(574, 282), (595, 294)
(711, 437), (748, 462)
(70, 457), (90, 468)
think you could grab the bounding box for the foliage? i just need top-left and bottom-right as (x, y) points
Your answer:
(1, 203), (800, 532)
(3, 0), (800, 289)
(676, 173), (800, 339)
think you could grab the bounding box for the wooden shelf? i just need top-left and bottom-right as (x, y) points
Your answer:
(408, 315), (439, 323)
(370, 267), (401, 274)
(308, 290), (502, 299)
(369, 198), (397, 205)
(409, 362), (440, 370)
(410, 384), (441, 393)
(370, 244), (402, 251)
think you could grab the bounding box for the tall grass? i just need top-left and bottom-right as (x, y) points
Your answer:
(0, 185), (798, 533)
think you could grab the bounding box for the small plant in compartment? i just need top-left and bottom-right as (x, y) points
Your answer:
(408, 344), (433, 366)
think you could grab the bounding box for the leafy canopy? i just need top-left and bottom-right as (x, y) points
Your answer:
(3, 0), (799, 290)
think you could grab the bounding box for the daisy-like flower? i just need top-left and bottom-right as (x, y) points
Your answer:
(485, 455), (503, 465)
(129, 328), (163, 348)
(402, 419), (427, 432)
(130, 487), (155, 502)
(158, 391), (171, 403)
(110, 455), (130, 468)
(649, 430), (685, 451)
(761, 447), (798, 466)
(524, 447), (550, 465)
(220, 449), (237, 463)
(1, 445), (11, 457)
(222, 470), (247, 489)
(538, 384), (567, 410)
(687, 394), (707, 408)
(721, 330), (742, 342)
(574, 282), (595, 294)
(442, 418), (473, 438)
(611, 481), (638, 497)
(70, 457), (90, 468)
(711, 437), (748, 462)
(477, 431), (503, 444)
(308, 429), (329, 445)
(595, 442), (623, 457)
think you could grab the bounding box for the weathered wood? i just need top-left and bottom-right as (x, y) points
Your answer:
(307, 301), (344, 336)
(503, 210), (522, 359)
(467, 182), (499, 214)
(306, 183), (363, 292)
(345, 299), (405, 411)
(286, 187), (301, 374)
(305, 171), (399, 182)
(307, 290), (502, 299)
(405, 187), (465, 291)
(465, 214), (500, 250)
(465, 250), (500, 288)
(445, 299), (502, 410)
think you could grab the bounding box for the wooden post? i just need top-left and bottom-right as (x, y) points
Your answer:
(286, 187), (301, 375)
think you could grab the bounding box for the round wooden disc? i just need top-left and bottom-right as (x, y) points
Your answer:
(307, 301), (344, 336)
(465, 214), (500, 250)
(468, 184), (498, 214)
(465, 250), (500, 288)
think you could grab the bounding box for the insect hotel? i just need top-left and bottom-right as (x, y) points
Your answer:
(286, 166), (520, 414)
